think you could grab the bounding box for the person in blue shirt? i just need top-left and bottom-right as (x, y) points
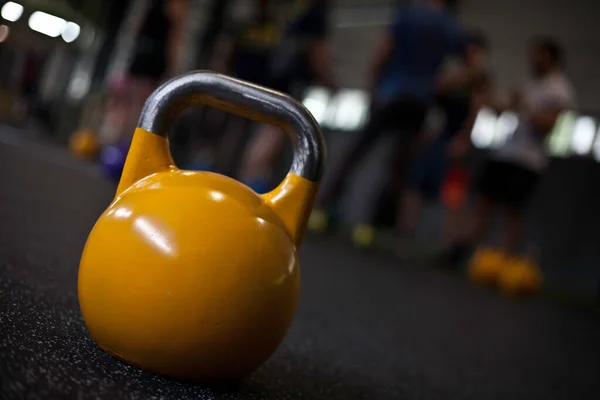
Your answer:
(310, 0), (465, 237)
(399, 32), (491, 243)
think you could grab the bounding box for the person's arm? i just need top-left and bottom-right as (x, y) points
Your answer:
(436, 64), (470, 95)
(213, 28), (241, 74)
(308, 40), (337, 91)
(448, 77), (495, 158)
(485, 87), (522, 114)
(484, 91), (511, 114)
(479, 81), (518, 114)
(529, 108), (564, 134)
(448, 94), (484, 159)
(367, 33), (394, 94)
(437, 24), (469, 93)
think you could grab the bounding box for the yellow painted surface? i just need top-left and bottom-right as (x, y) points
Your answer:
(115, 128), (176, 197)
(262, 173), (318, 247)
(79, 128), (318, 380)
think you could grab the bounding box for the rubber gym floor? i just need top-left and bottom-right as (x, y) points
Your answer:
(1, 129), (600, 399)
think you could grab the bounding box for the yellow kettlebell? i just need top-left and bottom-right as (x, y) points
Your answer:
(468, 247), (506, 287)
(498, 257), (543, 297)
(69, 128), (99, 159)
(78, 72), (326, 381)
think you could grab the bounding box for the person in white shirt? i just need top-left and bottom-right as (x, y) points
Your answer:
(444, 37), (575, 265)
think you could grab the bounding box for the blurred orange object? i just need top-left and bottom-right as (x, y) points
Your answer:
(468, 247), (506, 287)
(69, 129), (99, 159)
(498, 257), (543, 297)
(441, 163), (469, 210)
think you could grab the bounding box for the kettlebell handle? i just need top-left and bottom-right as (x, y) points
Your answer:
(138, 71), (325, 181)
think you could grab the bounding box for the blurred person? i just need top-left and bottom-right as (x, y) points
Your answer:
(196, 0), (234, 70)
(101, 0), (187, 146)
(182, 0), (282, 175)
(224, 0), (280, 87)
(21, 54), (41, 104)
(311, 0), (465, 234)
(239, 0), (337, 193)
(399, 32), (491, 245)
(126, 0), (187, 135)
(443, 37), (575, 265)
(15, 53), (44, 124)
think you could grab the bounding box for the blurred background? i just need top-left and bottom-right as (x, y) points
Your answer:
(1, 0), (599, 298)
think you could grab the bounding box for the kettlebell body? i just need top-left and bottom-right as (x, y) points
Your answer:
(80, 170), (301, 380)
(498, 258), (542, 297)
(78, 72), (325, 381)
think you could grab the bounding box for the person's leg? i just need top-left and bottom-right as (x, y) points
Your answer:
(196, 108), (230, 171)
(399, 136), (446, 235)
(316, 103), (390, 208)
(435, 146), (461, 245)
(440, 160), (503, 265)
(504, 206), (525, 253)
(217, 117), (253, 178)
(239, 123), (286, 183)
(500, 164), (541, 255)
(310, 102), (393, 234)
(238, 80), (304, 191)
(400, 190), (424, 234)
(442, 205), (466, 245)
(382, 135), (422, 231)
(465, 194), (494, 244)
(370, 97), (429, 228)
(440, 194), (493, 266)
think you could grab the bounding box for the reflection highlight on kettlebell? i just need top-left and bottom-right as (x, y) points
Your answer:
(107, 206), (178, 257)
(132, 216), (177, 257)
(108, 206), (132, 219)
(256, 217), (267, 227)
(209, 190), (225, 202)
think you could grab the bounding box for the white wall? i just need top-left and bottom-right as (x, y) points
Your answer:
(328, 0), (600, 113)
(330, 2), (397, 88)
(458, 0), (600, 113)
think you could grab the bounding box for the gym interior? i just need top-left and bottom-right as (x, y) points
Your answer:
(1, 0), (600, 399)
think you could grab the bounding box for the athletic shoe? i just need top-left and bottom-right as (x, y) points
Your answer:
(352, 224), (376, 249)
(308, 209), (330, 233)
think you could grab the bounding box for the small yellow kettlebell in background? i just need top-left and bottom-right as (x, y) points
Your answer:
(69, 129), (99, 159)
(78, 72), (326, 381)
(468, 247), (506, 287)
(498, 257), (543, 297)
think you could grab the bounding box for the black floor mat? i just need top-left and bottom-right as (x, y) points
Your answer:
(1, 138), (600, 399)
